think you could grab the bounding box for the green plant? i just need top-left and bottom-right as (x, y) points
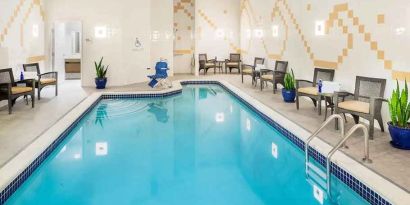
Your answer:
(388, 80), (410, 128)
(284, 69), (296, 90)
(95, 57), (108, 78)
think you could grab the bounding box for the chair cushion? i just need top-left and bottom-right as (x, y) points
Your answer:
(261, 75), (273, 80)
(298, 87), (318, 96)
(338, 100), (370, 114)
(226, 62), (239, 67)
(12, 87), (32, 94)
(242, 69), (253, 74)
(40, 78), (57, 84)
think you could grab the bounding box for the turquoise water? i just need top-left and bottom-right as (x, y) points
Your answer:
(6, 85), (369, 205)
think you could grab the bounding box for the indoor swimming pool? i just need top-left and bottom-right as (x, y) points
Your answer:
(4, 84), (372, 205)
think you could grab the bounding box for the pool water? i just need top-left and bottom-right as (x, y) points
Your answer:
(5, 85), (369, 205)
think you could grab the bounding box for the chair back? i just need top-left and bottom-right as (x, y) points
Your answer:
(23, 63), (40, 74)
(313, 68), (335, 86)
(155, 61), (169, 77)
(229, 53), (241, 62)
(354, 76), (386, 102)
(254, 57), (265, 67)
(0, 68), (14, 84)
(274, 61), (288, 73)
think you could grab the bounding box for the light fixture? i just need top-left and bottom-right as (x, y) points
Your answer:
(253, 29), (264, 39)
(96, 142), (108, 156)
(215, 29), (225, 39)
(396, 27), (406, 35)
(313, 184), (324, 204)
(95, 26), (107, 38)
(272, 25), (279, 37)
(315, 21), (325, 36)
(271, 142), (278, 159)
(152, 30), (160, 41)
(215, 112), (225, 122)
(32, 24), (39, 37)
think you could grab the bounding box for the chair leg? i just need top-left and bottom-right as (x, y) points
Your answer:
(8, 98), (12, 114)
(296, 95), (300, 110)
(25, 95), (28, 105)
(369, 117), (375, 139)
(38, 88), (41, 100)
(324, 106), (328, 121)
(241, 73), (244, 83)
(260, 79), (263, 91)
(55, 84), (58, 96)
(31, 94), (35, 108)
(376, 116), (385, 132)
(352, 115), (360, 124)
(273, 83), (277, 94)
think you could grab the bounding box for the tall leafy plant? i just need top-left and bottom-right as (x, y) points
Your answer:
(388, 80), (410, 128)
(284, 69), (296, 90)
(95, 57), (109, 79)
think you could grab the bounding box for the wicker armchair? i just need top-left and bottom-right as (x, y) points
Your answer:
(0, 68), (35, 114)
(335, 76), (387, 139)
(225, 53), (241, 74)
(198, 54), (216, 75)
(296, 68), (335, 110)
(23, 63), (58, 100)
(260, 61), (288, 93)
(241, 57), (265, 85)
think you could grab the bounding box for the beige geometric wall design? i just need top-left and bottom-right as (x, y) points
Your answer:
(241, 0), (410, 81)
(174, 0), (195, 54)
(0, 0), (45, 63)
(197, 9), (241, 53)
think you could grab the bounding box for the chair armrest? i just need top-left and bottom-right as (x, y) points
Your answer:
(38, 72), (58, 80)
(295, 79), (313, 89)
(260, 69), (273, 75)
(272, 70), (286, 75)
(242, 64), (254, 69)
(369, 97), (388, 115)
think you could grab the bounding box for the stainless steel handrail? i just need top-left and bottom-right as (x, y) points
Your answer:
(325, 124), (372, 197)
(304, 114), (345, 175)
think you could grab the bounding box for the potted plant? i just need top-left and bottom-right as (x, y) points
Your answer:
(95, 57), (109, 89)
(388, 80), (410, 150)
(282, 69), (296, 103)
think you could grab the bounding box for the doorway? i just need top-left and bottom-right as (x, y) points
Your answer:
(52, 21), (82, 80)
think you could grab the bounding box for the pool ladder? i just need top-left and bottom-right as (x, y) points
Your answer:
(304, 114), (372, 199)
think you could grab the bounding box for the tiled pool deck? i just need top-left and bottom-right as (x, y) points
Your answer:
(0, 74), (409, 197)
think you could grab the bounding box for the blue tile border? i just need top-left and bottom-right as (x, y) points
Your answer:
(0, 81), (391, 205)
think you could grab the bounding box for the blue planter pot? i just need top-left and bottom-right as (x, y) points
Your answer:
(282, 89), (296, 103)
(388, 122), (410, 150)
(95, 78), (107, 89)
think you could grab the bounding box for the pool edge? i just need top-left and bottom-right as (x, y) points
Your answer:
(0, 80), (407, 205)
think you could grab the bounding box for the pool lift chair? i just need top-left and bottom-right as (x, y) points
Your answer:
(304, 114), (372, 201)
(148, 60), (172, 88)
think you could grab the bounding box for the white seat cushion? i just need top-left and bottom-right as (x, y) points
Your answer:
(298, 87), (318, 96)
(338, 100), (370, 114)
(261, 75), (273, 80)
(242, 69), (253, 74)
(226, 62), (239, 67)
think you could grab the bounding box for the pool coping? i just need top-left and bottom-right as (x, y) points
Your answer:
(0, 80), (408, 204)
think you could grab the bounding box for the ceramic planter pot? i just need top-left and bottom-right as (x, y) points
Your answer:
(95, 78), (107, 89)
(282, 89), (296, 103)
(388, 122), (410, 150)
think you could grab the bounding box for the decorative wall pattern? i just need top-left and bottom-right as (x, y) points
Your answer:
(0, 0), (45, 71)
(195, 0), (241, 75)
(240, 0), (410, 81)
(174, 0), (195, 73)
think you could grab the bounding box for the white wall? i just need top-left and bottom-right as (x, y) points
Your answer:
(45, 0), (174, 87)
(195, 0), (241, 75)
(151, 0), (174, 76)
